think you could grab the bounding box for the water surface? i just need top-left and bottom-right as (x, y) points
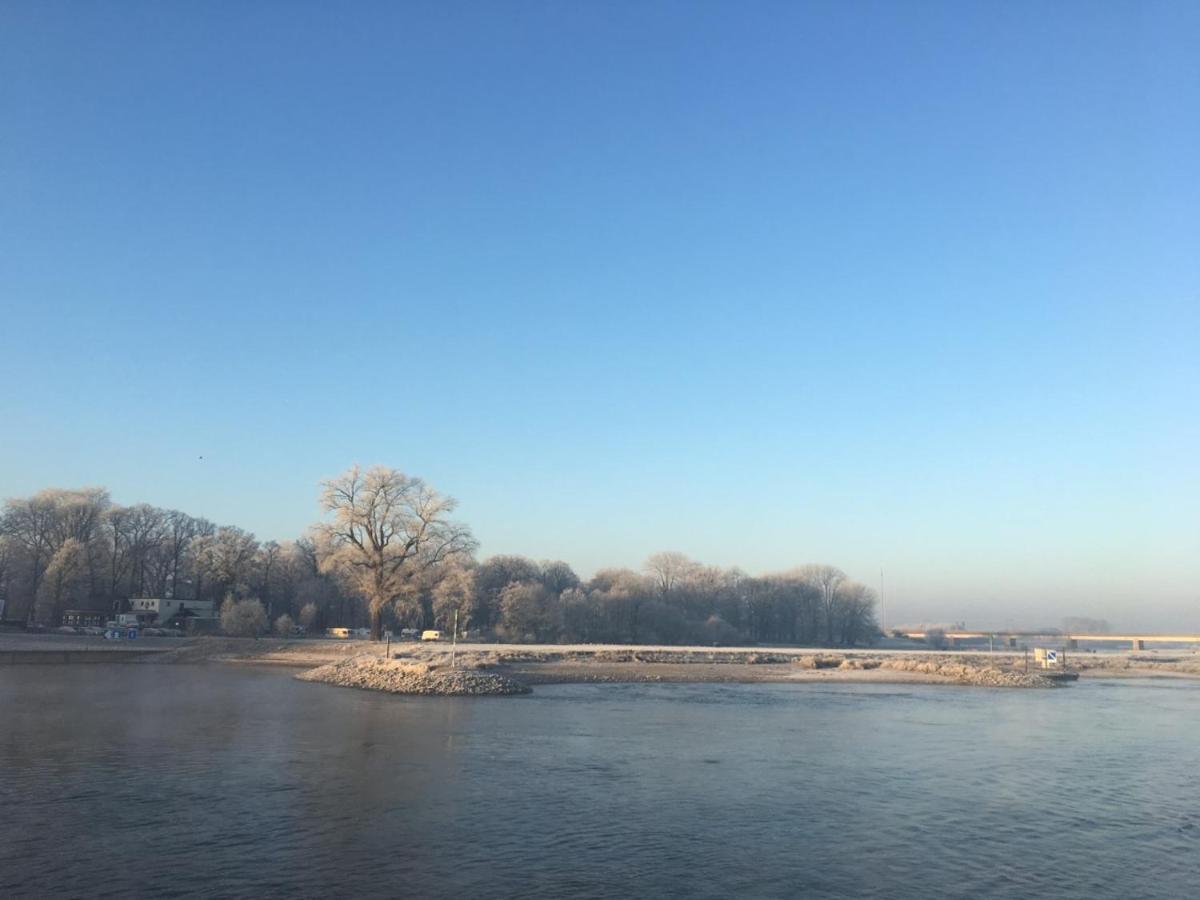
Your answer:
(2, 666), (1198, 898)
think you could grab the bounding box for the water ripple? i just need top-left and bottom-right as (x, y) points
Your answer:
(2, 670), (1199, 898)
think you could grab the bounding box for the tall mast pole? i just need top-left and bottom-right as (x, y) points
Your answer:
(879, 568), (886, 634)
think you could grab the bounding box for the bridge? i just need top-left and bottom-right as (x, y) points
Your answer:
(898, 631), (1200, 651)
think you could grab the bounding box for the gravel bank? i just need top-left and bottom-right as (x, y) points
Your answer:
(297, 656), (532, 696)
(876, 657), (1058, 687)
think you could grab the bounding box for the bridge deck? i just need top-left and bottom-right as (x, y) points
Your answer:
(900, 631), (1200, 644)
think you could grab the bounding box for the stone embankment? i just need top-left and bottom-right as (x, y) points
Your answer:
(297, 655), (532, 696)
(875, 657), (1056, 687)
(791, 654), (1055, 686)
(465, 648), (799, 665)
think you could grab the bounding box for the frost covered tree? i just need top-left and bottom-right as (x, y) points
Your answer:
(432, 563), (476, 633)
(498, 581), (560, 643)
(315, 465), (476, 640)
(35, 538), (89, 625)
(645, 551), (698, 597)
(1, 488), (108, 624)
(473, 555), (541, 628)
(220, 596), (268, 637)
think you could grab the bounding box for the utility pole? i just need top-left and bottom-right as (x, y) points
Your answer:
(879, 568), (886, 635)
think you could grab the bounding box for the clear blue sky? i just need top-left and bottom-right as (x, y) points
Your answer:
(2, 1), (1197, 629)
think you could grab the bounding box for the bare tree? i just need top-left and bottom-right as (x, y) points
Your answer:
(254, 541), (283, 617)
(0, 535), (12, 621)
(1, 488), (108, 624)
(193, 526), (259, 601)
(645, 551), (698, 597)
(122, 504), (168, 598)
(539, 560), (580, 596)
(832, 580), (878, 645)
(2, 494), (58, 623)
(158, 510), (201, 598)
(315, 465), (476, 640)
(796, 564), (847, 645)
(104, 504), (168, 606)
(48, 488), (110, 548)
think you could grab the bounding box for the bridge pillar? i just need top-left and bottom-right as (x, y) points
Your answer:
(1067, 639), (1078, 650)
(1131, 639), (1144, 651)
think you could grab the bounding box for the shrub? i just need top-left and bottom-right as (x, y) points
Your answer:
(700, 615), (741, 647)
(220, 597), (268, 637)
(274, 613), (295, 637)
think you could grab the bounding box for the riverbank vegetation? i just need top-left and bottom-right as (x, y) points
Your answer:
(0, 466), (879, 646)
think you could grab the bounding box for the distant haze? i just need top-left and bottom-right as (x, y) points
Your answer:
(1, 3), (1196, 630)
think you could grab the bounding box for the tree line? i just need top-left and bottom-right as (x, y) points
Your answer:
(0, 465), (879, 646)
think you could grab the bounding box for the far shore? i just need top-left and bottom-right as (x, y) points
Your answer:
(5, 632), (1199, 688)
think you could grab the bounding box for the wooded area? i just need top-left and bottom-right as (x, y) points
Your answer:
(0, 466), (879, 646)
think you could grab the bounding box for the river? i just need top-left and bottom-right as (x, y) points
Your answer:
(2, 665), (1198, 898)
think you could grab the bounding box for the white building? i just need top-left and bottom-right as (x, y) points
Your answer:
(126, 598), (214, 625)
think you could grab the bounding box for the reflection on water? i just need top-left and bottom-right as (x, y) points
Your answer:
(2, 666), (1198, 898)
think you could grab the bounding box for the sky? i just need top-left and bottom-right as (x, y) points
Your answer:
(1, 1), (1197, 630)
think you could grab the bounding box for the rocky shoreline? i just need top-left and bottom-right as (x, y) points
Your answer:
(400, 648), (1064, 688)
(873, 657), (1057, 687)
(297, 656), (532, 696)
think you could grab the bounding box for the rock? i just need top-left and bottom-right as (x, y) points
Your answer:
(879, 656), (1057, 687)
(297, 656), (532, 696)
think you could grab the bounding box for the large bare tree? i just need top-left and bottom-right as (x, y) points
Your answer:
(644, 551), (698, 598)
(315, 465), (476, 640)
(796, 563), (847, 645)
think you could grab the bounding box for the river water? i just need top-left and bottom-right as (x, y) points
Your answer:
(2, 665), (1198, 899)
